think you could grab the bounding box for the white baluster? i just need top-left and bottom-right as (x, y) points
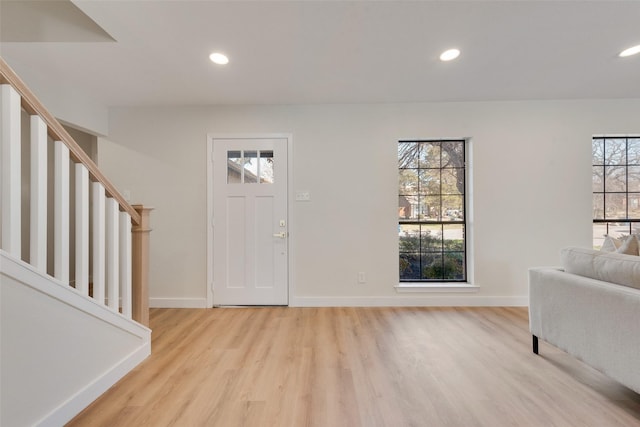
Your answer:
(75, 164), (89, 295)
(54, 141), (69, 283)
(119, 212), (132, 318)
(92, 182), (106, 304)
(106, 198), (119, 311)
(1, 84), (21, 257)
(30, 115), (47, 271)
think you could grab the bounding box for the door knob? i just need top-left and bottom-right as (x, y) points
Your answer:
(273, 232), (287, 238)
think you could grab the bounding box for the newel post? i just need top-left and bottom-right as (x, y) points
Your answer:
(132, 205), (153, 327)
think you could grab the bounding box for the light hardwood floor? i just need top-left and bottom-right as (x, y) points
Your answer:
(67, 307), (640, 427)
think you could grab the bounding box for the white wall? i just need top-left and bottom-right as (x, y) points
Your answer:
(98, 100), (640, 307)
(1, 252), (151, 426)
(3, 58), (109, 136)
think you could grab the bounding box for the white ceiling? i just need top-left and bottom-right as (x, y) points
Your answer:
(1, 0), (639, 107)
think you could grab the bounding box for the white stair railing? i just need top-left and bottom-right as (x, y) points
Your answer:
(1, 83), (21, 257)
(30, 115), (47, 272)
(0, 57), (150, 325)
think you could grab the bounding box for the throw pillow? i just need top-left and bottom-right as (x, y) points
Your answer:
(601, 235), (622, 252)
(616, 234), (639, 256)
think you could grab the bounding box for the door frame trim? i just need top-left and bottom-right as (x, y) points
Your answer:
(206, 133), (293, 307)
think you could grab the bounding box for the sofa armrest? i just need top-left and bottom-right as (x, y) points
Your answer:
(528, 267), (640, 393)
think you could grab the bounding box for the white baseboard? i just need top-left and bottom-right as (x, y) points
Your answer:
(150, 297), (208, 308)
(147, 295), (528, 309)
(290, 295), (529, 307)
(37, 343), (151, 427)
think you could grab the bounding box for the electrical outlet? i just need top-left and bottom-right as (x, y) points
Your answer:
(358, 272), (366, 284)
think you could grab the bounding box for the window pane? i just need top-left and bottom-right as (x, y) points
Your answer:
(629, 139), (640, 165)
(419, 169), (440, 195)
(399, 253), (421, 281)
(422, 196), (441, 220)
(407, 196), (424, 219)
(593, 223), (607, 249)
(604, 193), (626, 219)
(593, 194), (604, 219)
(604, 166), (626, 192)
(592, 166), (604, 192)
(419, 142), (440, 168)
(399, 225), (422, 279)
(399, 169), (418, 195)
(398, 142), (419, 168)
(421, 253), (443, 280)
(592, 139), (604, 165)
(629, 194), (640, 219)
(398, 196), (413, 219)
(227, 150), (242, 183)
(443, 253), (465, 280)
(399, 224), (420, 252)
(605, 138), (626, 165)
(444, 224), (464, 251)
(441, 141), (464, 168)
(442, 195), (464, 221)
(628, 166), (640, 192)
(259, 150), (274, 184)
(442, 168), (463, 195)
(421, 224), (442, 252)
(244, 151), (258, 183)
(609, 222), (631, 237)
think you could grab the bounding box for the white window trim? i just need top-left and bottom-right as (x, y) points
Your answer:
(394, 283), (479, 293)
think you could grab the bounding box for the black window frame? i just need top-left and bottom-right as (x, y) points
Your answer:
(593, 136), (640, 246)
(398, 139), (467, 282)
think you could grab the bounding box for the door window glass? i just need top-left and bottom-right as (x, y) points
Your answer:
(227, 150), (275, 184)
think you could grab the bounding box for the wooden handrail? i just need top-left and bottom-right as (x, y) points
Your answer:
(0, 56), (140, 225)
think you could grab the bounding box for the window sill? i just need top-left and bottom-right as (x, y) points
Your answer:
(394, 283), (480, 293)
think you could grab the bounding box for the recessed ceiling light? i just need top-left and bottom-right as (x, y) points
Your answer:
(619, 45), (640, 57)
(440, 48), (460, 62)
(209, 52), (229, 65)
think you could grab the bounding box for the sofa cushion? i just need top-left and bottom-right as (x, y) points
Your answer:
(561, 246), (640, 290)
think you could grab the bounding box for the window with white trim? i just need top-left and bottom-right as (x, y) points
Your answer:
(398, 140), (466, 281)
(593, 136), (640, 248)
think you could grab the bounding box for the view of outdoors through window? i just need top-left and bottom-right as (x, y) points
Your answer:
(593, 136), (640, 248)
(227, 150), (274, 184)
(398, 140), (466, 281)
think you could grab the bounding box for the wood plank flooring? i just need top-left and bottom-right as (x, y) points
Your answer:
(67, 307), (640, 427)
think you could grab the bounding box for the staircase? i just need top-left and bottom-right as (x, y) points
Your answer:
(0, 57), (152, 426)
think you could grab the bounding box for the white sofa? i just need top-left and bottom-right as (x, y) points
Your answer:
(529, 247), (640, 394)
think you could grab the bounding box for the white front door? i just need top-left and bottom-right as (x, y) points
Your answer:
(211, 137), (288, 305)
